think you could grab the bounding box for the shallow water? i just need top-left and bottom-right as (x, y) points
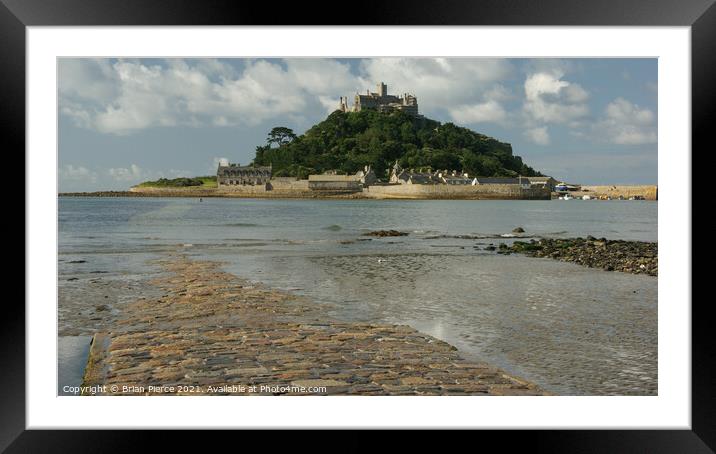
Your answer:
(59, 197), (657, 395)
(58, 335), (92, 395)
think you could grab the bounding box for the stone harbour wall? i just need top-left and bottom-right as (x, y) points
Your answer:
(363, 184), (550, 200)
(580, 185), (658, 200)
(123, 181), (550, 200)
(308, 180), (363, 192)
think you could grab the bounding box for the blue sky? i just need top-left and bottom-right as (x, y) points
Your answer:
(58, 58), (657, 191)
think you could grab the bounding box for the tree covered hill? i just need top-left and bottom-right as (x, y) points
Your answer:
(252, 110), (542, 180)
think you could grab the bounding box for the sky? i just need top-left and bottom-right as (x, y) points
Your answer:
(58, 58), (657, 192)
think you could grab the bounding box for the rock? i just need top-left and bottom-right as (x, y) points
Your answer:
(512, 227), (525, 233)
(510, 241), (542, 252)
(363, 230), (409, 237)
(504, 236), (656, 276)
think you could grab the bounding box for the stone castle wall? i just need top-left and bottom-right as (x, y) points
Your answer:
(268, 178), (310, 190)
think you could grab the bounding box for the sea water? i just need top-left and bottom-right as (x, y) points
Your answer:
(59, 197), (657, 395)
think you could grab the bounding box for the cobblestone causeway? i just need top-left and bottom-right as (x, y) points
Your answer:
(82, 253), (546, 396)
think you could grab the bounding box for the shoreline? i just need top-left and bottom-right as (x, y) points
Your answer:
(80, 252), (546, 396)
(59, 190), (367, 200)
(59, 189), (658, 201)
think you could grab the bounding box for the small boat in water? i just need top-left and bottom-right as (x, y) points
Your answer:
(560, 194), (574, 200)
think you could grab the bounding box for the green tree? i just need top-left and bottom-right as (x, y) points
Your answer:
(266, 127), (297, 148)
(252, 110), (541, 179)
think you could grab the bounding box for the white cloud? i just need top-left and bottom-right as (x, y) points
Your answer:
(58, 59), (120, 104)
(358, 58), (513, 116)
(285, 58), (365, 96)
(605, 97), (655, 124)
(188, 58), (238, 80)
(484, 84), (514, 102)
(595, 97), (657, 145)
(318, 95), (343, 114)
(60, 57), (522, 135)
(564, 84), (589, 103)
(523, 71), (589, 124)
(524, 72), (569, 100)
(59, 58), (362, 135)
(59, 164), (97, 183)
(108, 164), (144, 182)
(524, 126), (550, 145)
(354, 58), (521, 127)
(449, 101), (507, 124)
(212, 157), (230, 172)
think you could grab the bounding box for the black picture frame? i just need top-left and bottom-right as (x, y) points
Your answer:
(7, 0), (709, 450)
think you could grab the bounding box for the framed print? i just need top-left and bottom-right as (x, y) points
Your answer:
(8, 0), (711, 450)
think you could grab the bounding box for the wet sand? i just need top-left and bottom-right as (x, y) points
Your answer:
(81, 253), (545, 396)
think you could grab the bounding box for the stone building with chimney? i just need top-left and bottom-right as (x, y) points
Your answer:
(217, 163), (272, 186)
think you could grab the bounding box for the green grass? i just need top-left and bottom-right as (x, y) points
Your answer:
(136, 176), (217, 189)
(195, 176), (218, 188)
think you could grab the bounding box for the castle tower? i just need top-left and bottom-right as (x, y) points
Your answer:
(377, 82), (387, 97)
(338, 96), (350, 112)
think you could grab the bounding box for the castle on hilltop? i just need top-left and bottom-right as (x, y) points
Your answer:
(339, 82), (420, 117)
